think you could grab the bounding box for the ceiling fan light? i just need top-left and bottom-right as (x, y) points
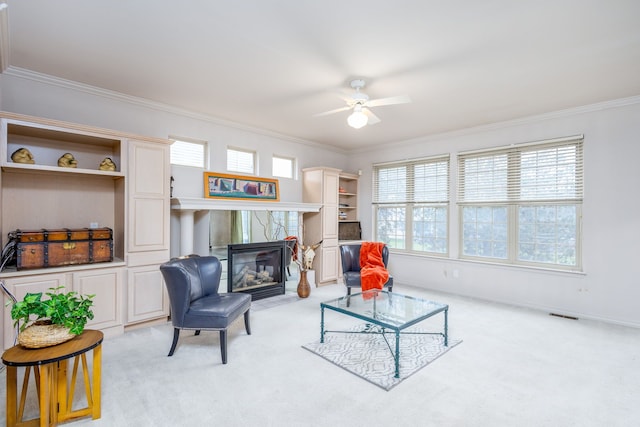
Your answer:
(347, 110), (368, 129)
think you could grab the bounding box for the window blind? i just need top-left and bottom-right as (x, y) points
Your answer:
(227, 148), (255, 174)
(373, 155), (450, 204)
(458, 137), (583, 204)
(170, 139), (206, 168)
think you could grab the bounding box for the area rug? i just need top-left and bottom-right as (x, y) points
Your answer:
(302, 325), (462, 391)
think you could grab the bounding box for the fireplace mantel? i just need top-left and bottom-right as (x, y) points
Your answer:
(171, 197), (322, 213)
(170, 197), (322, 255)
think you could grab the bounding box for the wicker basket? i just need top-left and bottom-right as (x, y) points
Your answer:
(18, 320), (75, 349)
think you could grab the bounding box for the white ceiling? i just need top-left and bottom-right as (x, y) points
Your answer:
(3, 0), (640, 151)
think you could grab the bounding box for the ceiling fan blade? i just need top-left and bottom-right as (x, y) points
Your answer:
(366, 95), (412, 108)
(313, 106), (352, 117)
(362, 108), (381, 125)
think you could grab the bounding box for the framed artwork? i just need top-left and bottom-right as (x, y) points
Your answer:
(204, 171), (280, 201)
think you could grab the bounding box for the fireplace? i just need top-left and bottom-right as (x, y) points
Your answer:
(227, 241), (286, 300)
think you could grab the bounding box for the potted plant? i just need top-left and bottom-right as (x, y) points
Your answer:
(9, 285), (95, 348)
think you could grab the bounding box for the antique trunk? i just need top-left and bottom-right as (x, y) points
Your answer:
(11, 228), (113, 270)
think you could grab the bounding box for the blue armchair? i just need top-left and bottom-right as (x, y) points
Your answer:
(339, 244), (393, 295)
(160, 256), (252, 364)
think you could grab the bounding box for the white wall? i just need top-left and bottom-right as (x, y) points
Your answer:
(347, 98), (640, 327)
(0, 72), (348, 201)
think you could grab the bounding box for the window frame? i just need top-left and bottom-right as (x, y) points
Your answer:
(373, 155), (450, 256)
(457, 136), (583, 271)
(169, 137), (207, 168)
(227, 147), (256, 175)
(272, 154), (295, 179)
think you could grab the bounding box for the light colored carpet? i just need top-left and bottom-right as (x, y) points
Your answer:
(251, 292), (301, 311)
(303, 325), (462, 390)
(2, 282), (640, 426)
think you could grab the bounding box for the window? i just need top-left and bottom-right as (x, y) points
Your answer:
(269, 211), (299, 239)
(240, 211), (251, 243)
(272, 155), (294, 179)
(373, 155), (450, 255)
(458, 136), (583, 269)
(170, 138), (206, 168)
(227, 147), (255, 174)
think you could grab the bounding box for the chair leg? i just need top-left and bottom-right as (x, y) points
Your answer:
(244, 310), (251, 335)
(220, 330), (228, 364)
(168, 328), (180, 356)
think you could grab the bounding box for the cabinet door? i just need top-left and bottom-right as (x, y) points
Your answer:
(2, 273), (66, 350)
(322, 205), (339, 240)
(323, 171), (339, 205)
(128, 140), (170, 253)
(127, 265), (169, 324)
(73, 268), (123, 330)
(318, 244), (339, 284)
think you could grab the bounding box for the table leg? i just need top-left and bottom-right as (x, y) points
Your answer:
(444, 308), (449, 346)
(92, 343), (102, 419)
(6, 366), (17, 427)
(38, 363), (52, 427)
(394, 330), (400, 378)
(320, 306), (325, 343)
(57, 359), (69, 420)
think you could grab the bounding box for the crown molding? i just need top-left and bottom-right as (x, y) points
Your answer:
(3, 66), (345, 153)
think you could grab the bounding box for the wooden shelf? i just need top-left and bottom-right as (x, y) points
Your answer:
(0, 259), (127, 278)
(1, 162), (124, 178)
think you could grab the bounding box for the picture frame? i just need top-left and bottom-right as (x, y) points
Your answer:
(204, 171), (280, 201)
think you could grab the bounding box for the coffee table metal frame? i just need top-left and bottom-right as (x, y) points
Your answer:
(320, 290), (448, 378)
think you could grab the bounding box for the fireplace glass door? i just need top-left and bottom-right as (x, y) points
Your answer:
(227, 241), (286, 300)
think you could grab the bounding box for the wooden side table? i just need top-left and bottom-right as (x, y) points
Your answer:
(2, 330), (103, 427)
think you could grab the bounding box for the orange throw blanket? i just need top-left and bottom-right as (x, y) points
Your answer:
(359, 242), (389, 292)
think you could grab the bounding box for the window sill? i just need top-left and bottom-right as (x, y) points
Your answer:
(389, 249), (586, 276)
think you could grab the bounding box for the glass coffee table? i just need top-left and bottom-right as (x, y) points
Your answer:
(320, 290), (448, 378)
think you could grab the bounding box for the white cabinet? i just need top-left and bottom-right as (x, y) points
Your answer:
(0, 112), (170, 349)
(125, 139), (170, 325)
(127, 140), (170, 255)
(1, 266), (123, 349)
(303, 167), (358, 285)
(126, 265), (168, 324)
(73, 268), (123, 331)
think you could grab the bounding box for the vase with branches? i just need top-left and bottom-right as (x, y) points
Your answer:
(291, 240), (322, 298)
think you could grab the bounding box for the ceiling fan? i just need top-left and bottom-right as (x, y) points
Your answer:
(314, 79), (411, 129)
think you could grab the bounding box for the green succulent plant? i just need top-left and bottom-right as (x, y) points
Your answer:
(9, 286), (95, 335)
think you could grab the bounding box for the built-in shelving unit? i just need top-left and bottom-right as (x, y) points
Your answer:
(303, 167), (359, 286)
(338, 172), (358, 222)
(1, 118), (126, 261)
(0, 112), (171, 350)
